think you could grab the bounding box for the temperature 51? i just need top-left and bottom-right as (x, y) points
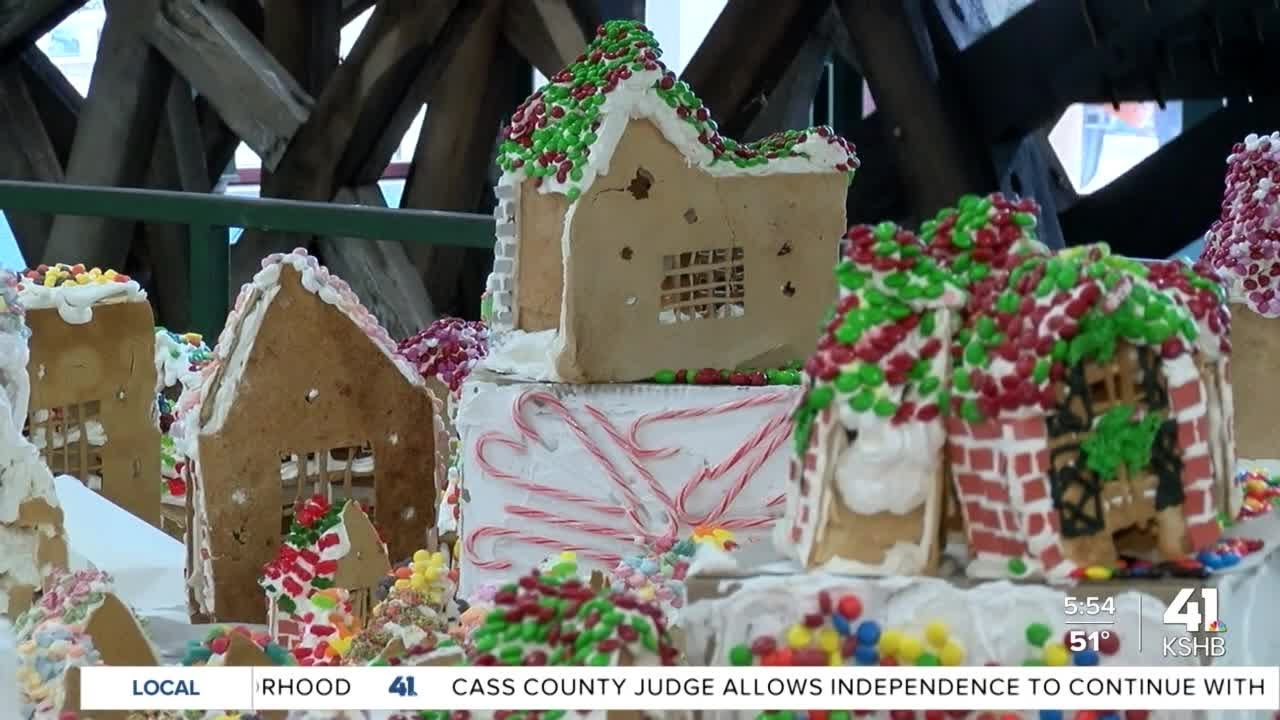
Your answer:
(1065, 628), (1119, 653)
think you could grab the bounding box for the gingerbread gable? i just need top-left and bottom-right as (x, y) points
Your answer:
(484, 20), (856, 383)
(17, 265), (159, 527)
(184, 249), (437, 622)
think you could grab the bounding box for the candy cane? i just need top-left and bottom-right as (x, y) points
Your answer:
(627, 390), (794, 457)
(475, 431), (627, 518)
(465, 526), (621, 570)
(503, 506), (641, 545)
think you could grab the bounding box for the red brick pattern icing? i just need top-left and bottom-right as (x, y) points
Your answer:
(1167, 375), (1221, 551)
(947, 415), (1069, 575)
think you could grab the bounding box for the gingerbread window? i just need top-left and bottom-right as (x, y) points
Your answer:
(659, 247), (746, 324)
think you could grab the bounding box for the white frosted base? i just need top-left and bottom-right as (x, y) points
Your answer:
(455, 374), (799, 597)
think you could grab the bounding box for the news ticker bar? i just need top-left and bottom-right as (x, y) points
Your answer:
(79, 666), (1280, 712)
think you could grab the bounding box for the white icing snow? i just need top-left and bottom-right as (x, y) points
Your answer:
(832, 409), (944, 515)
(479, 328), (561, 381)
(0, 619), (16, 712)
(26, 410), (107, 450)
(18, 278), (146, 325)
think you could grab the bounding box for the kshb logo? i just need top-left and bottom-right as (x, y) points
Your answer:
(1162, 587), (1226, 658)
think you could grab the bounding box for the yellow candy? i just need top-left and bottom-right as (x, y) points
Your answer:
(897, 634), (923, 663)
(817, 627), (840, 653)
(410, 575), (428, 590)
(638, 586), (656, 600)
(1044, 642), (1070, 666)
(42, 275), (57, 288)
(412, 561), (430, 573)
(829, 651), (843, 666)
(559, 550), (577, 563)
(925, 621), (949, 649)
(104, 269), (117, 279)
(786, 624), (812, 649)
(75, 274), (91, 285)
(394, 578), (410, 590)
(413, 549), (431, 563)
(1083, 565), (1112, 581)
(940, 641), (965, 666)
(328, 636), (353, 655)
(61, 278), (76, 287)
(878, 628), (902, 656)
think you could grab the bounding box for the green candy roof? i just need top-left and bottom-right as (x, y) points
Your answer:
(496, 20), (859, 202)
(794, 193), (1229, 445)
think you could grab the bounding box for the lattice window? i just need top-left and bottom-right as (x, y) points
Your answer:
(1046, 345), (1178, 538)
(280, 444), (376, 522)
(658, 247), (745, 324)
(27, 402), (105, 489)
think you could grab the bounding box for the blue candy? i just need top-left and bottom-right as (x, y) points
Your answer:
(831, 613), (851, 636)
(856, 620), (881, 646)
(1039, 711), (1064, 720)
(854, 644), (879, 665)
(1073, 649), (1100, 666)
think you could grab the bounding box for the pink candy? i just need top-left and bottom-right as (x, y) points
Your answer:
(397, 317), (490, 393)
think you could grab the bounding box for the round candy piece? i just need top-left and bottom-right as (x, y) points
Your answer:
(728, 644), (753, 666)
(1097, 630), (1120, 656)
(878, 628), (903, 656)
(1072, 649), (1100, 666)
(1025, 622), (1052, 648)
(817, 628), (840, 653)
(856, 620), (881, 647)
(939, 641), (965, 666)
(786, 624), (812, 649)
(837, 594), (863, 621)
(924, 621), (949, 649)
(897, 635), (923, 663)
(1043, 642), (1070, 667)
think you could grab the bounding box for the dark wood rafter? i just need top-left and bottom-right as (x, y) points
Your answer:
(402, 0), (517, 319)
(923, 0), (1072, 249)
(837, 0), (992, 224)
(742, 4), (840, 142)
(193, 0), (263, 187)
(130, 76), (210, 331)
(227, 0), (460, 302)
(146, 0), (314, 170)
(596, 0), (643, 22)
(0, 63), (65, 262)
(1061, 96), (1280, 259)
(0, 0), (85, 58)
(501, 0), (597, 77)
(17, 46), (81, 172)
(317, 185), (437, 338)
(680, 0), (830, 141)
(42, 1), (173, 268)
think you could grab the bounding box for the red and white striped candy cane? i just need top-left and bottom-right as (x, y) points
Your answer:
(464, 526), (622, 570)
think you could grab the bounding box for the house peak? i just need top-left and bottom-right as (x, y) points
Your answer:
(496, 19), (859, 203)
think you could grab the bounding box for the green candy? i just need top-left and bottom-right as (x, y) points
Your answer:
(849, 390), (875, 412)
(653, 369), (676, 384)
(1025, 622), (1052, 647)
(873, 398), (897, 417)
(1007, 557), (1028, 576)
(859, 364), (885, 386)
(951, 229), (974, 249)
(728, 644), (754, 666)
(834, 324), (860, 344)
(835, 372), (861, 393)
(918, 376), (941, 395)
(807, 385), (835, 410)
(883, 271), (908, 288)
(916, 653), (940, 666)
(473, 634), (498, 653)
(961, 398), (983, 422)
(919, 310), (936, 336)
(1032, 358), (1051, 384)
(964, 342), (988, 367)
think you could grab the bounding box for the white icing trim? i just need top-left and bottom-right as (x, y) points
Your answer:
(18, 280), (146, 325)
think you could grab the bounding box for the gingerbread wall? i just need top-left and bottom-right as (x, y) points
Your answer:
(1166, 374), (1222, 551)
(546, 119), (845, 382)
(947, 415), (1068, 574)
(195, 267), (435, 622)
(26, 302), (159, 525)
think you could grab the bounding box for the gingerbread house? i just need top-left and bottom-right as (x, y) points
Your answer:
(1199, 131), (1275, 461)
(16, 264), (159, 526)
(786, 195), (1234, 580)
(0, 273), (67, 619)
(483, 19), (856, 383)
(155, 328), (212, 538)
(14, 569), (157, 720)
(260, 496), (389, 663)
(179, 249), (439, 622)
(345, 549), (460, 666)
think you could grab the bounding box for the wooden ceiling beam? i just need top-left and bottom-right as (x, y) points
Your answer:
(0, 63), (66, 263)
(0, 0), (85, 59)
(402, 0), (517, 318)
(680, 0), (830, 140)
(41, 1), (173, 268)
(228, 0), (460, 299)
(146, 0), (313, 170)
(317, 185), (438, 338)
(502, 0), (595, 77)
(15, 46), (79, 170)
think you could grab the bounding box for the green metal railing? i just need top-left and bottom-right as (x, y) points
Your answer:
(0, 180), (496, 339)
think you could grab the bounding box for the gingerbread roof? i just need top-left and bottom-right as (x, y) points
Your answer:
(15, 264), (146, 325)
(396, 318), (489, 395)
(1200, 132), (1280, 316)
(260, 497), (384, 615)
(795, 194), (1231, 441)
(496, 19), (858, 203)
(190, 249), (426, 436)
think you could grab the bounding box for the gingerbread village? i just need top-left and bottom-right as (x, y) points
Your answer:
(3, 18), (1280, 720)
